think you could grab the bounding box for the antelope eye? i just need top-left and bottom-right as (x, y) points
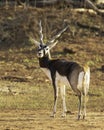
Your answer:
(46, 48), (48, 50)
(45, 47), (49, 50)
(38, 49), (41, 51)
(38, 47), (42, 51)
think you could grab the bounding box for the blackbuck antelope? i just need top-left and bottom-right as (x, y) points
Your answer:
(31, 21), (90, 120)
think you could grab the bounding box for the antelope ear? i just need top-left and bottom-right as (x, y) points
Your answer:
(49, 40), (58, 49)
(29, 37), (40, 46)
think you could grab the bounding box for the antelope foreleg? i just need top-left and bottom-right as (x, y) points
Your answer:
(60, 85), (67, 117)
(51, 86), (59, 117)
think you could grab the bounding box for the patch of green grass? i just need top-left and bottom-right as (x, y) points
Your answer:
(0, 81), (53, 110)
(0, 77), (104, 113)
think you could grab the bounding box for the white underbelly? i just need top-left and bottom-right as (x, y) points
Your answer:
(41, 68), (70, 87)
(41, 68), (52, 81)
(56, 72), (70, 86)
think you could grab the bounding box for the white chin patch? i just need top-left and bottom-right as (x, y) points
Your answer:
(37, 54), (43, 58)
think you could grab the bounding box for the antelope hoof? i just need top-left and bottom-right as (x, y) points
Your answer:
(77, 115), (81, 120)
(50, 113), (56, 118)
(61, 113), (66, 118)
(83, 115), (86, 120)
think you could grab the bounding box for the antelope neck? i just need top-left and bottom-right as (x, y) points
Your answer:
(39, 56), (51, 68)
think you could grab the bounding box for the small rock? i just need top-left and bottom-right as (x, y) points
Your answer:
(101, 65), (104, 72)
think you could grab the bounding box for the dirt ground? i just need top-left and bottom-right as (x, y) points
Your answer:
(0, 6), (104, 130)
(0, 110), (104, 130)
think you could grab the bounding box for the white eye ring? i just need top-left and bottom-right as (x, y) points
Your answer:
(45, 47), (49, 50)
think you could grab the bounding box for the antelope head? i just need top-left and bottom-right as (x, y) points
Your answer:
(31, 21), (68, 58)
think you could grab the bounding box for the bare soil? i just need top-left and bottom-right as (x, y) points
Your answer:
(0, 110), (104, 130)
